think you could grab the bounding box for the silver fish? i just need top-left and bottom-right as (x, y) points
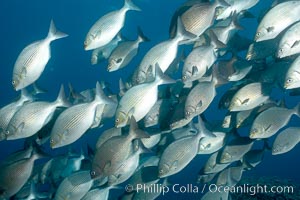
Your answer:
(91, 117), (149, 179)
(229, 82), (270, 112)
(107, 28), (149, 72)
(158, 116), (214, 178)
(143, 99), (173, 128)
(107, 141), (149, 186)
(219, 137), (254, 164)
(182, 32), (222, 83)
(185, 79), (217, 119)
(203, 151), (230, 174)
(84, 0), (141, 50)
(115, 64), (175, 128)
(50, 82), (114, 148)
(250, 105), (300, 139)
(255, 1), (300, 42)
(6, 86), (69, 140)
(135, 18), (194, 84)
(197, 124), (226, 155)
(12, 20), (68, 91)
(0, 89), (33, 140)
(216, 0), (259, 20)
(0, 150), (42, 199)
(54, 171), (93, 200)
(81, 186), (115, 200)
(284, 55), (300, 89)
(272, 127), (300, 155)
(180, 0), (229, 36)
(91, 34), (122, 65)
(95, 127), (122, 149)
(277, 21), (300, 58)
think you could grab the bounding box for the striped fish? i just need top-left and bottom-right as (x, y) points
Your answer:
(84, 0), (141, 51)
(12, 20), (68, 91)
(50, 82), (115, 148)
(6, 85), (69, 140)
(54, 171), (93, 200)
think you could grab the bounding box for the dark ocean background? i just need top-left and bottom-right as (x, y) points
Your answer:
(0, 0), (300, 199)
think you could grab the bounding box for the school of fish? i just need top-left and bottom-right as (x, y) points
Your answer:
(1, 0), (300, 199)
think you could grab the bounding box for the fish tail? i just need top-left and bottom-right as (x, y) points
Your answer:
(129, 117), (150, 139)
(230, 12), (244, 30)
(137, 26), (150, 42)
(55, 85), (71, 108)
(32, 82), (47, 95)
(20, 88), (34, 102)
(294, 103), (300, 117)
(94, 82), (117, 105)
(175, 17), (196, 44)
(47, 20), (68, 42)
(208, 30), (226, 49)
(215, 0), (231, 8)
(124, 0), (141, 12)
(154, 63), (176, 86)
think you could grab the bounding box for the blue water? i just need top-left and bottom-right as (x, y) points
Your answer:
(1, 0), (300, 199)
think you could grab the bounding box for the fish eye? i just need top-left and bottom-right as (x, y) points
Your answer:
(256, 32), (260, 37)
(286, 78), (293, 83)
(12, 80), (16, 85)
(182, 75), (187, 80)
(50, 139), (54, 144)
(159, 169), (164, 174)
(90, 171), (96, 176)
(186, 111), (190, 116)
(115, 118), (119, 123)
(279, 48), (283, 53)
(5, 130), (9, 135)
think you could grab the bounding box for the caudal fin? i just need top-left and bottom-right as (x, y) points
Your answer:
(137, 26), (150, 42)
(47, 20), (68, 42)
(175, 17), (197, 44)
(94, 82), (117, 105)
(129, 117), (150, 139)
(154, 63), (176, 86)
(124, 0), (141, 12)
(55, 85), (71, 108)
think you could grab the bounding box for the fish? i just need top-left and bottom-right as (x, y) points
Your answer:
(255, 1), (300, 42)
(184, 79), (217, 119)
(246, 36), (280, 60)
(216, 166), (244, 187)
(81, 186), (116, 200)
(107, 27), (149, 72)
(115, 64), (175, 128)
(91, 117), (149, 179)
(216, 0), (259, 20)
(54, 171), (93, 200)
(196, 116), (227, 154)
(6, 85), (69, 140)
(107, 140), (150, 186)
(141, 133), (161, 149)
(50, 82), (114, 148)
(0, 149), (43, 199)
(180, 0), (229, 36)
(272, 127), (300, 155)
(91, 34), (122, 65)
(203, 152), (230, 174)
(277, 21), (300, 58)
(284, 55), (300, 89)
(0, 89), (33, 140)
(158, 116), (215, 178)
(182, 32), (223, 83)
(143, 99), (174, 128)
(212, 13), (243, 45)
(250, 105), (300, 139)
(84, 0), (141, 50)
(229, 82), (271, 112)
(12, 20), (68, 91)
(219, 137), (254, 164)
(95, 127), (122, 149)
(135, 18), (194, 84)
